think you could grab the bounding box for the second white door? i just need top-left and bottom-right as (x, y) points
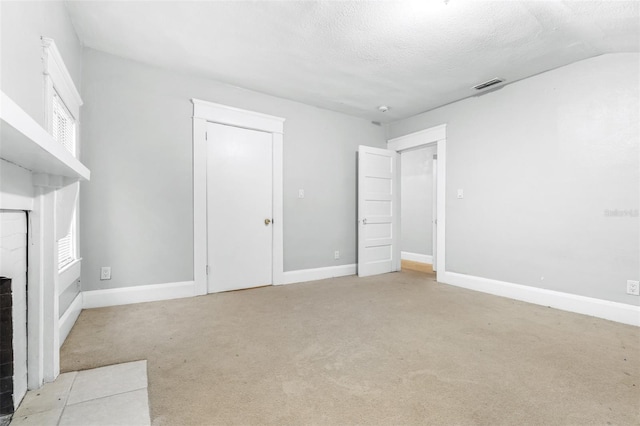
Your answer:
(206, 122), (273, 292)
(358, 145), (400, 277)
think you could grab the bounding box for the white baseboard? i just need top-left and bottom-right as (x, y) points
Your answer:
(82, 281), (196, 309)
(59, 292), (83, 347)
(401, 251), (432, 264)
(280, 264), (356, 285)
(73, 270), (638, 328)
(439, 271), (640, 327)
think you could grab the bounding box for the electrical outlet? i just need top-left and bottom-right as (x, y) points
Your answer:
(334, 250), (340, 260)
(627, 280), (640, 296)
(100, 266), (111, 280)
(298, 189), (305, 198)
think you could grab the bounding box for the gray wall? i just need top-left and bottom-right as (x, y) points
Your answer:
(0, 1), (83, 129)
(389, 53), (639, 306)
(80, 48), (386, 291)
(401, 146), (436, 256)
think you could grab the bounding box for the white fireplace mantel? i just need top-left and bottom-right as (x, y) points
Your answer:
(1, 91), (90, 182)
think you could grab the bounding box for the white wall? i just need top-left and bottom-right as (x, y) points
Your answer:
(389, 53), (639, 305)
(79, 49), (387, 291)
(401, 146), (436, 256)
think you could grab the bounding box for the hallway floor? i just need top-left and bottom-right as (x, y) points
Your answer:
(61, 270), (639, 425)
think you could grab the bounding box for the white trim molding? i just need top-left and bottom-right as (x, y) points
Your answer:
(280, 264), (357, 285)
(192, 99), (285, 295)
(41, 37), (82, 120)
(388, 124), (446, 152)
(401, 252), (433, 264)
(59, 292), (82, 347)
(192, 99), (284, 134)
(439, 271), (640, 327)
(82, 281), (196, 309)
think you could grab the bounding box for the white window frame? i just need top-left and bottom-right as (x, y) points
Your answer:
(42, 37), (83, 271)
(43, 38), (82, 126)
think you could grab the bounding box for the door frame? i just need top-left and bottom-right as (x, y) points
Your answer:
(432, 155), (437, 271)
(388, 124), (446, 275)
(192, 99), (285, 294)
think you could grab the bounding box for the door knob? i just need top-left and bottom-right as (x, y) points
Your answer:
(264, 218), (271, 225)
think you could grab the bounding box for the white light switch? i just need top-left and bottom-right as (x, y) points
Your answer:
(457, 189), (464, 199)
(298, 189), (305, 198)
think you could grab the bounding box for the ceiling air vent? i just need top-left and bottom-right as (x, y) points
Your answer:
(473, 78), (504, 91)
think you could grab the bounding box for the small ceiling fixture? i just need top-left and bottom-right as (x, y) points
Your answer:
(473, 78), (504, 91)
(378, 105), (390, 113)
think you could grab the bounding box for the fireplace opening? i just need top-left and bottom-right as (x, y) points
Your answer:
(0, 210), (28, 415)
(0, 277), (13, 415)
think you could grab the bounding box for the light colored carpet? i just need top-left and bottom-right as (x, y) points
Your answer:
(61, 270), (640, 425)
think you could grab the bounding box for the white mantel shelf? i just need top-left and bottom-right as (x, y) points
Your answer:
(0, 91), (90, 181)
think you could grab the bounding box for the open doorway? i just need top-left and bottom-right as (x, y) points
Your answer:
(400, 145), (437, 274)
(356, 125), (445, 280)
(387, 124), (446, 280)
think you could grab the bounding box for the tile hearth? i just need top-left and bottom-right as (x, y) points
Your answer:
(10, 360), (150, 426)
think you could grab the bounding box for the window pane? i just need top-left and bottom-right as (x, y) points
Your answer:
(58, 210), (76, 270)
(52, 92), (76, 156)
(52, 90), (78, 270)
(58, 231), (74, 269)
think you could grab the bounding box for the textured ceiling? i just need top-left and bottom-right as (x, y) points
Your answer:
(64, 1), (640, 122)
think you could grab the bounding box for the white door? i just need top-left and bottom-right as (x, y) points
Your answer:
(206, 122), (273, 292)
(358, 145), (400, 277)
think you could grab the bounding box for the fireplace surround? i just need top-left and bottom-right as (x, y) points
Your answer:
(1, 83), (90, 407)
